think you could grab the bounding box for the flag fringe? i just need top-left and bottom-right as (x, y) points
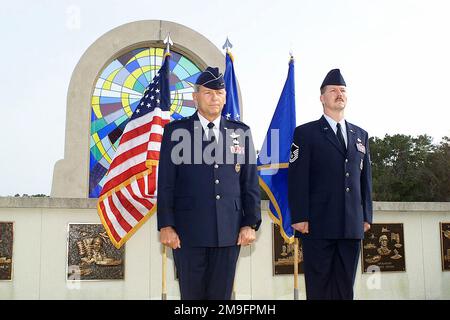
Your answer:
(257, 163), (289, 170)
(258, 176), (294, 244)
(98, 167), (158, 249)
(227, 51), (234, 62)
(97, 201), (157, 249)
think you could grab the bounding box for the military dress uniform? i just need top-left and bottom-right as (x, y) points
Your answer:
(157, 67), (261, 300)
(288, 69), (373, 300)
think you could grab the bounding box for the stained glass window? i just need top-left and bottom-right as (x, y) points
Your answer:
(89, 47), (201, 198)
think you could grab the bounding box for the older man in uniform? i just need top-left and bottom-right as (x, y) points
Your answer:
(288, 69), (373, 300)
(157, 67), (261, 300)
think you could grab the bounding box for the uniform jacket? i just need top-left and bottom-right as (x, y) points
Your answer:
(288, 115), (373, 239)
(157, 112), (261, 247)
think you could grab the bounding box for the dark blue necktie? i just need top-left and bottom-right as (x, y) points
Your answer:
(207, 122), (216, 159)
(336, 123), (346, 152)
(207, 122), (215, 142)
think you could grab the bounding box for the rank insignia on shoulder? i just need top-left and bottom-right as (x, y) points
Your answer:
(289, 142), (299, 163)
(356, 142), (366, 154)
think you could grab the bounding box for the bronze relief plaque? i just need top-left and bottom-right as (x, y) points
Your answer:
(67, 223), (125, 281)
(272, 223), (304, 275)
(0, 222), (13, 281)
(440, 222), (450, 271)
(362, 223), (406, 273)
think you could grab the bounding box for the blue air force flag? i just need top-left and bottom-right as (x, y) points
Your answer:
(222, 51), (240, 121)
(257, 57), (296, 243)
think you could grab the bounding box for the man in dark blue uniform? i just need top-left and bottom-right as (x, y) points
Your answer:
(288, 69), (373, 300)
(157, 67), (261, 300)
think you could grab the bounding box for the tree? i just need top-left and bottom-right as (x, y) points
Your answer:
(426, 136), (450, 201)
(370, 134), (450, 201)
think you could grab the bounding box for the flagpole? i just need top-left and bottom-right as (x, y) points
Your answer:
(294, 238), (299, 300)
(160, 33), (173, 301)
(289, 51), (298, 300)
(223, 36), (238, 300)
(223, 36), (233, 54)
(162, 245), (167, 300)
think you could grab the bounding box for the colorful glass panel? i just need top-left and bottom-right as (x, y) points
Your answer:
(89, 48), (201, 198)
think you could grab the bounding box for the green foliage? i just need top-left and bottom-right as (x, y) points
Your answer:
(370, 135), (450, 201)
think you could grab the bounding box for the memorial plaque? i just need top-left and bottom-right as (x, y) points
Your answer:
(440, 222), (450, 271)
(362, 223), (406, 273)
(67, 223), (125, 281)
(0, 222), (13, 281)
(272, 223), (304, 275)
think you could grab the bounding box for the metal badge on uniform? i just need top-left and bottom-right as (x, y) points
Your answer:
(360, 158), (364, 170)
(235, 163), (241, 173)
(356, 142), (366, 154)
(230, 132), (240, 145)
(230, 132), (245, 154)
(289, 142), (299, 163)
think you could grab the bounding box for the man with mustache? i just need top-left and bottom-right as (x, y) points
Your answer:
(287, 69), (373, 299)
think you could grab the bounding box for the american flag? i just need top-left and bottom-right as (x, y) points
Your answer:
(97, 54), (172, 249)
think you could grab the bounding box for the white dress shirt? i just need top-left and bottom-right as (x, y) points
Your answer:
(197, 112), (221, 143)
(323, 113), (347, 148)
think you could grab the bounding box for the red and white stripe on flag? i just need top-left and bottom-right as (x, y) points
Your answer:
(97, 107), (171, 248)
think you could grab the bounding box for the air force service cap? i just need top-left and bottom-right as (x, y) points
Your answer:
(320, 68), (346, 89)
(195, 66), (225, 90)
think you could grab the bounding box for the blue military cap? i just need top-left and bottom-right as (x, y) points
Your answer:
(320, 69), (346, 89)
(195, 66), (225, 90)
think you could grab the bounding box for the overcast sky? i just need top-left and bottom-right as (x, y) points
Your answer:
(1, 0), (449, 196)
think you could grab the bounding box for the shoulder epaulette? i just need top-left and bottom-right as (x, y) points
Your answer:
(226, 118), (250, 129)
(166, 116), (191, 127)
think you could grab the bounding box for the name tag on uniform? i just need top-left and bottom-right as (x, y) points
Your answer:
(356, 142), (366, 154)
(230, 132), (245, 154)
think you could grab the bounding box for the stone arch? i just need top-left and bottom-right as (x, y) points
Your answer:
(52, 20), (228, 198)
